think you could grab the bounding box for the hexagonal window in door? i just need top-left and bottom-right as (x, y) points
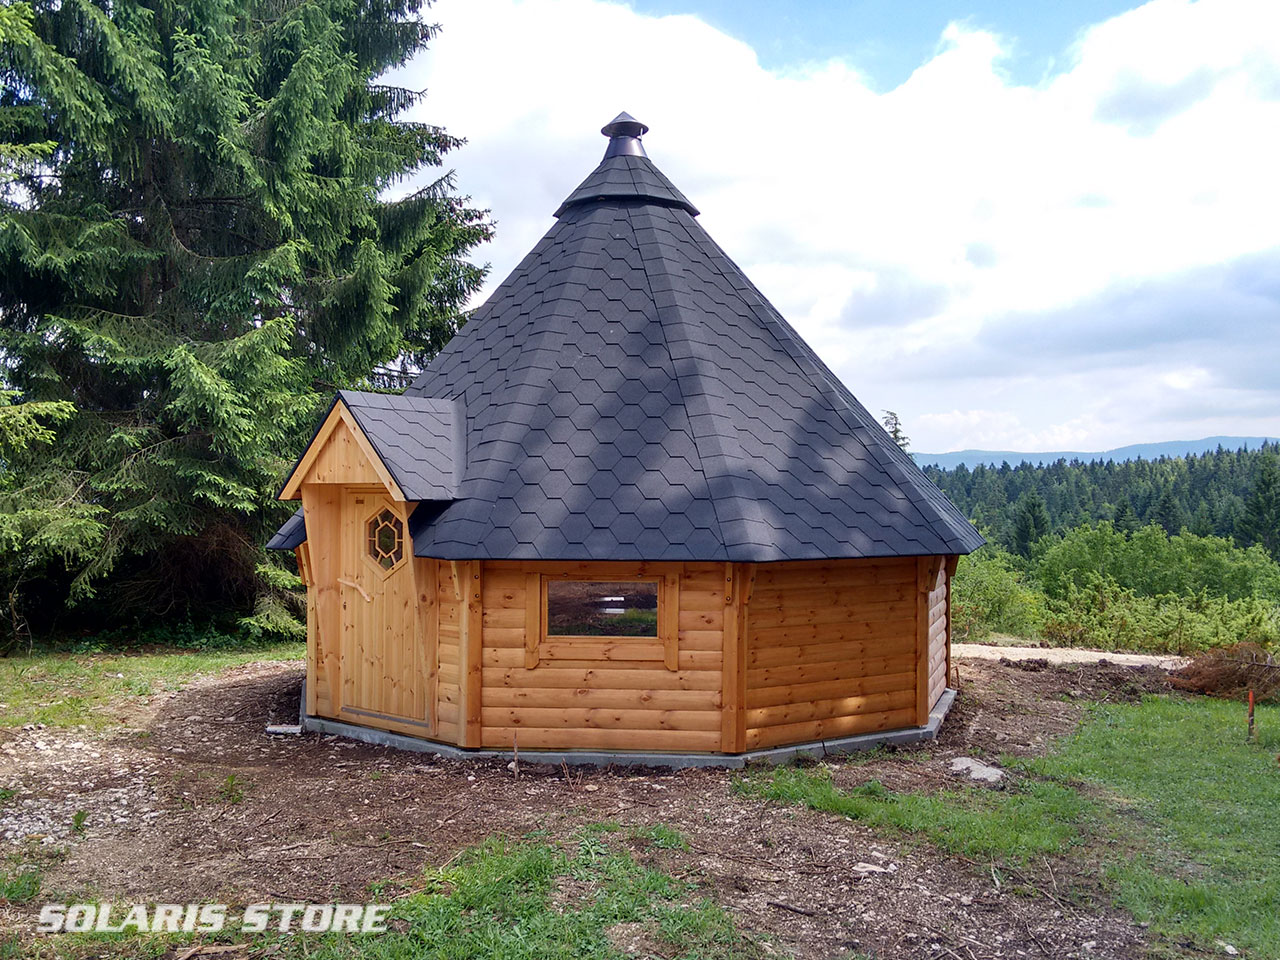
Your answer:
(366, 509), (404, 570)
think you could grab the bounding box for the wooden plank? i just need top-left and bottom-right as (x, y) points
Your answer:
(750, 560), (915, 588)
(751, 582), (914, 608)
(336, 708), (436, 740)
(541, 641), (666, 662)
(747, 653), (917, 689)
(483, 647), (720, 671)
(720, 563), (741, 753)
(734, 565), (754, 752)
(481, 706), (721, 731)
(484, 686), (720, 711)
(662, 571), (681, 670)
(416, 558), (439, 732)
(748, 633), (912, 670)
(524, 572), (541, 669)
(945, 557), (954, 690)
(281, 404), (405, 501)
(482, 666), (722, 691)
(915, 556), (943, 726)
(749, 616), (917, 650)
(746, 707), (916, 750)
(480, 726), (718, 752)
(747, 600), (917, 631)
(745, 670), (916, 709)
(461, 560), (484, 748)
(300, 484), (341, 718)
(746, 688), (915, 729)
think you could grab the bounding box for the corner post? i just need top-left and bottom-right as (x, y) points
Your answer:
(460, 560), (484, 748)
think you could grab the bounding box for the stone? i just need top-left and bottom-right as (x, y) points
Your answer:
(948, 757), (1005, 783)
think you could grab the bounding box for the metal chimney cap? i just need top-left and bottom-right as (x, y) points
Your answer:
(601, 112), (648, 158)
(601, 112), (648, 138)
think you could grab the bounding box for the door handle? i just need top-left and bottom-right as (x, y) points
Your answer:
(337, 578), (372, 602)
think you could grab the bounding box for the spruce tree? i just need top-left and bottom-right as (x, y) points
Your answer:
(1011, 491), (1051, 558)
(0, 0), (490, 637)
(1112, 499), (1140, 534)
(1238, 455), (1280, 556)
(881, 410), (910, 451)
(1150, 488), (1186, 536)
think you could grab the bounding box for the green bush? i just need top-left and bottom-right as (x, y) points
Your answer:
(1034, 523), (1280, 602)
(951, 547), (1045, 641)
(1041, 576), (1280, 654)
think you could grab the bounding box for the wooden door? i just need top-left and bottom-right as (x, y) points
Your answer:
(337, 489), (430, 735)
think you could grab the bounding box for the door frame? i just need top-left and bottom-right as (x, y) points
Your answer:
(336, 487), (432, 736)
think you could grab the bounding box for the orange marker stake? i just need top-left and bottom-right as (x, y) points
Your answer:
(1248, 689), (1255, 743)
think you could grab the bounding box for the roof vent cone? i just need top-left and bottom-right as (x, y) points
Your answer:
(601, 111), (649, 159)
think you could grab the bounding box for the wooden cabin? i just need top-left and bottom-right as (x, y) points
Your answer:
(269, 114), (984, 760)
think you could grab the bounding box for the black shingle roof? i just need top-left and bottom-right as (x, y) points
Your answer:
(271, 117), (984, 561)
(337, 391), (463, 501)
(266, 508), (306, 550)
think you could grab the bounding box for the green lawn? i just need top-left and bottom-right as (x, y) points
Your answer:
(738, 766), (1098, 862)
(21, 826), (762, 960)
(742, 694), (1280, 957)
(0, 643), (303, 729)
(1022, 696), (1280, 955)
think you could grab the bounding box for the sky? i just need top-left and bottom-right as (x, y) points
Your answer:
(393, 0), (1280, 454)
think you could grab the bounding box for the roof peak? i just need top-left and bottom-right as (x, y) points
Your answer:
(601, 111), (648, 159)
(553, 114), (700, 218)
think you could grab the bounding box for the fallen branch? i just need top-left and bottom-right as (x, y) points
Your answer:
(176, 945), (248, 960)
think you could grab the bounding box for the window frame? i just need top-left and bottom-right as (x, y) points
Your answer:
(362, 504), (407, 575)
(525, 568), (679, 671)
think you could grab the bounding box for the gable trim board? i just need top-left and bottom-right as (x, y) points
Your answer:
(280, 400), (406, 502)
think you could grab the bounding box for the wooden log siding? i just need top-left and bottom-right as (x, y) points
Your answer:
(434, 559), (464, 745)
(301, 547), (952, 753)
(477, 561), (725, 753)
(927, 559), (951, 708)
(742, 558), (921, 751)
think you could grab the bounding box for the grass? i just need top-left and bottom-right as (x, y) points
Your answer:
(31, 827), (759, 960)
(745, 693), (1280, 957)
(0, 642), (303, 729)
(738, 766), (1097, 862)
(294, 828), (755, 960)
(1018, 695), (1280, 956)
(0, 851), (43, 904)
(215, 774), (247, 804)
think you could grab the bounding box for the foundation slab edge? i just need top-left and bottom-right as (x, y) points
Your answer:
(294, 688), (957, 770)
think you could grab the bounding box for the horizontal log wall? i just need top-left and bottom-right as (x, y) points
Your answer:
(477, 561), (725, 752)
(743, 558), (920, 750)
(300, 547), (953, 754)
(434, 560), (463, 745)
(926, 560), (949, 708)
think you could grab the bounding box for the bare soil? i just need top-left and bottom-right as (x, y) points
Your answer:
(0, 656), (1176, 959)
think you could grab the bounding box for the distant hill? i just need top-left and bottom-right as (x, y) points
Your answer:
(912, 436), (1280, 470)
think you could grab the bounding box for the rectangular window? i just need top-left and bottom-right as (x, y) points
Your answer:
(546, 580), (659, 638)
(525, 570), (679, 671)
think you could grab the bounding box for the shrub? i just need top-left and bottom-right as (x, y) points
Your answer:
(1041, 576), (1280, 654)
(951, 546), (1045, 641)
(1034, 523), (1280, 602)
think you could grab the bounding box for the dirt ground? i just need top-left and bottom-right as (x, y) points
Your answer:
(0, 656), (1175, 959)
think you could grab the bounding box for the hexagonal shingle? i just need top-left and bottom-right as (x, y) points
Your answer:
(273, 120), (983, 564)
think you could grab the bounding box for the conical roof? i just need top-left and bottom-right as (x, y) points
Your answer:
(398, 117), (983, 562)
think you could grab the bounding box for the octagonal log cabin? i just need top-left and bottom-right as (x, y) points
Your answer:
(269, 114), (984, 760)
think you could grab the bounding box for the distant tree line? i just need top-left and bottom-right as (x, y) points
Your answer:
(937, 443), (1280, 654)
(922, 443), (1280, 559)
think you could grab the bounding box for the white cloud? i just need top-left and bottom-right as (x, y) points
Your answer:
(393, 0), (1280, 452)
